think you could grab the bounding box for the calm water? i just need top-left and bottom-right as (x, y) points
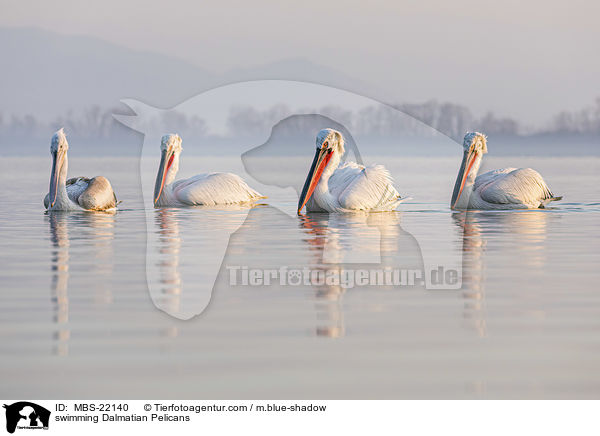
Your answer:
(0, 155), (599, 398)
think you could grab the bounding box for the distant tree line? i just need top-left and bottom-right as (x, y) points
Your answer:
(0, 105), (208, 146)
(0, 106), (131, 142)
(227, 102), (491, 140)
(550, 98), (600, 134)
(1, 98), (599, 146)
(225, 98), (600, 140)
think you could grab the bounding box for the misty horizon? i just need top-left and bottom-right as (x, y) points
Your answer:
(0, 14), (599, 128)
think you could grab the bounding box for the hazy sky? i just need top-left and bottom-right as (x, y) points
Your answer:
(2, 0), (599, 125)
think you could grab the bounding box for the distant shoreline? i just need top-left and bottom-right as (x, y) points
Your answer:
(3, 132), (599, 157)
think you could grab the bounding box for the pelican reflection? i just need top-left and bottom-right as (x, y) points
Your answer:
(154, 208), (182, 316)
(48, 211), (115, 355)
(453, 210), (550, 337)
(453, 211), (487, 337)
(299, 211), (424, 337)
(150, 205), (257, 319)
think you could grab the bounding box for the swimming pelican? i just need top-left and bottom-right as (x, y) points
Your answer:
(297, 128), (405, 214)
(451, 132), (562, 210)
(154, 134), (264, 207)
(44, 128), (118, 211)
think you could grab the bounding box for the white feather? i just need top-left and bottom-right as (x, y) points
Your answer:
(154, 134), (264, 207)
(304, 129), (405, 213)
(44, 129), (117, 211)
(336, 163), (402, 211)
(471, 168), (556, 209)
(172, 173), (264, 206)
(452, 132), (561, 210)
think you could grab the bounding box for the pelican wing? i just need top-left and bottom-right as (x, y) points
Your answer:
(43, 177), (116, 210)
(75, 176), (117, 210)
(334, 163), (402, 211)
(475, 168), (555, 207)
(65, 177), (91, 203)
(172, 172), (263, 206)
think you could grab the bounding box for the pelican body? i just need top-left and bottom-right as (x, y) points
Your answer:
(297, 128), (405, 214)
(44, 129), (117, 211)
(451, 132), (562, 210)
(154, 134), (264, 207)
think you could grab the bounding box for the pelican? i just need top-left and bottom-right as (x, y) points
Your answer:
(154, 134), (264, 207)
(44, 129), (118, 211)
(297, 128), (405, 214)
(451, 132), (562, 210)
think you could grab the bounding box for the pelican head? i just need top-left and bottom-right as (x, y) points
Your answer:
(49, 128), (69, 208)
(51, 128), (69, 154)
(154, 134), (183, 205)
(297, 128), (345, 214)
(451, 132), (488, 209)
(462, 132), (488, 155)
(316, 128), (345, 156)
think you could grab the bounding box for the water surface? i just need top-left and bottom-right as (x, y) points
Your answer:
(0, 155), (599, 398)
